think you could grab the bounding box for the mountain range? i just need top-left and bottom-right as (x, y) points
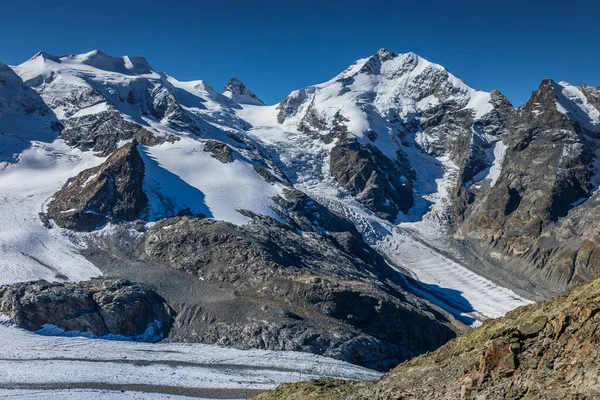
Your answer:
(0, 48), (599, 373)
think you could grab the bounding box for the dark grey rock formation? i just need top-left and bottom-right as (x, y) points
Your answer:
(87, 193), (459, 370)
(59, 109), (168, 156)
(47, 141), (147, 230)
(330, 141), (414, 221)
(0, 279), (175, 340)
(456, 80), (600, 291)
(203, 139), (233, 163)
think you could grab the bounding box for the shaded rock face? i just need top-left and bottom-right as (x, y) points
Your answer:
(456, 80), (600, 291)
(330, 141), (414, 221)
(0, 279), (175, 340)
(203, 139), (233, 163)
(59, 109), (166, 156)
(273, 189), (372, 260)
(91, 197), (457, 370)
(47, 142), (147, 231)
(223, 77), (264, 105)
(255, 278), (600, 400)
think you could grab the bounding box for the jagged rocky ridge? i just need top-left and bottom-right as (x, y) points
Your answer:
(254, 277), (600, 399)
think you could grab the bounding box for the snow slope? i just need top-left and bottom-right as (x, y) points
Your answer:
(0, 139), (104, 284)
(0, 321), (379, 399)
(141, 137), (282, 225)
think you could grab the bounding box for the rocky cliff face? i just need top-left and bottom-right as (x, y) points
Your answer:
(456, 80), (600, 291)
(46, 141), (148, 230)
(255, 277), (600, 400)
(0, 279), (175, 341)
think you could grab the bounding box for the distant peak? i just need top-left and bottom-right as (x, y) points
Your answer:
(28, 51), (61, 63)
(78, 50), (154, 75)
(376, 48), (396, 62)
(223, 78), (264, 105)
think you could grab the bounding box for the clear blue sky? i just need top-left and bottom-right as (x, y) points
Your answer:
(1, 0), (598, 106)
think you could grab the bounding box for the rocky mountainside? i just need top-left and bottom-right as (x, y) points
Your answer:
(457, 80), (600, 291)
(0, 48), (598, 371)
(254, 277), (600, 399)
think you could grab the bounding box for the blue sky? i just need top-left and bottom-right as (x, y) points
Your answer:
(1, 0), (598, 106)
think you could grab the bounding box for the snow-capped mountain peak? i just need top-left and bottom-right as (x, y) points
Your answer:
(223, 77), (264, 105)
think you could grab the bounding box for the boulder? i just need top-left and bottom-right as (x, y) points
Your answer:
(0, 279), (175, 341)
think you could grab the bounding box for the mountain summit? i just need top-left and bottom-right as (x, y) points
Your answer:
(223, 77), (264, 105)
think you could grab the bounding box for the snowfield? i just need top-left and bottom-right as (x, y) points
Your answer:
(0, 320), (379, 399)
(0, 138), (103, 285)
(141, 137), (283, 225)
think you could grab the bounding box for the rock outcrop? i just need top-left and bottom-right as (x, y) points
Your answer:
(330, 141), (414, 221)
(0, 279), (175, 341)
(223, 77), (264, 105)
(46, 141), (147, 230)
(140, 212), (456, 370)
(203, 139), (233, 163)
(255, 277), (600, 399)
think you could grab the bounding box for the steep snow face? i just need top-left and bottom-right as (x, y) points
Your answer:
(0, 139), (104, 285)
(223, 78), (264, 105)
(275, 49), (493, 160)
(12, 50), (247, 135)
(554, 81), (600, 132)
(141, 137), (283, 225)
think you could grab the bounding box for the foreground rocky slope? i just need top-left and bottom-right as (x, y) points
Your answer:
(255, 277), (600, 399)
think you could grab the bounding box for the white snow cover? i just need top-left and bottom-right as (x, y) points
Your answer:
(554, 81), (600, 132)
(0, 137), (103, 284)
(466, 140), (508, 189)
(281, 51), (493, 160)
(141, 137), (283, 225)
(0, 321), (379, 399)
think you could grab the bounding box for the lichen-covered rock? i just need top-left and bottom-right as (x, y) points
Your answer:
(46, 141), (147, 231)
(0, 279), (175, 341)
(255, 278), (600, 400)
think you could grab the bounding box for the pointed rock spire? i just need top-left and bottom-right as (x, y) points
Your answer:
(223, 78), (264, 105)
